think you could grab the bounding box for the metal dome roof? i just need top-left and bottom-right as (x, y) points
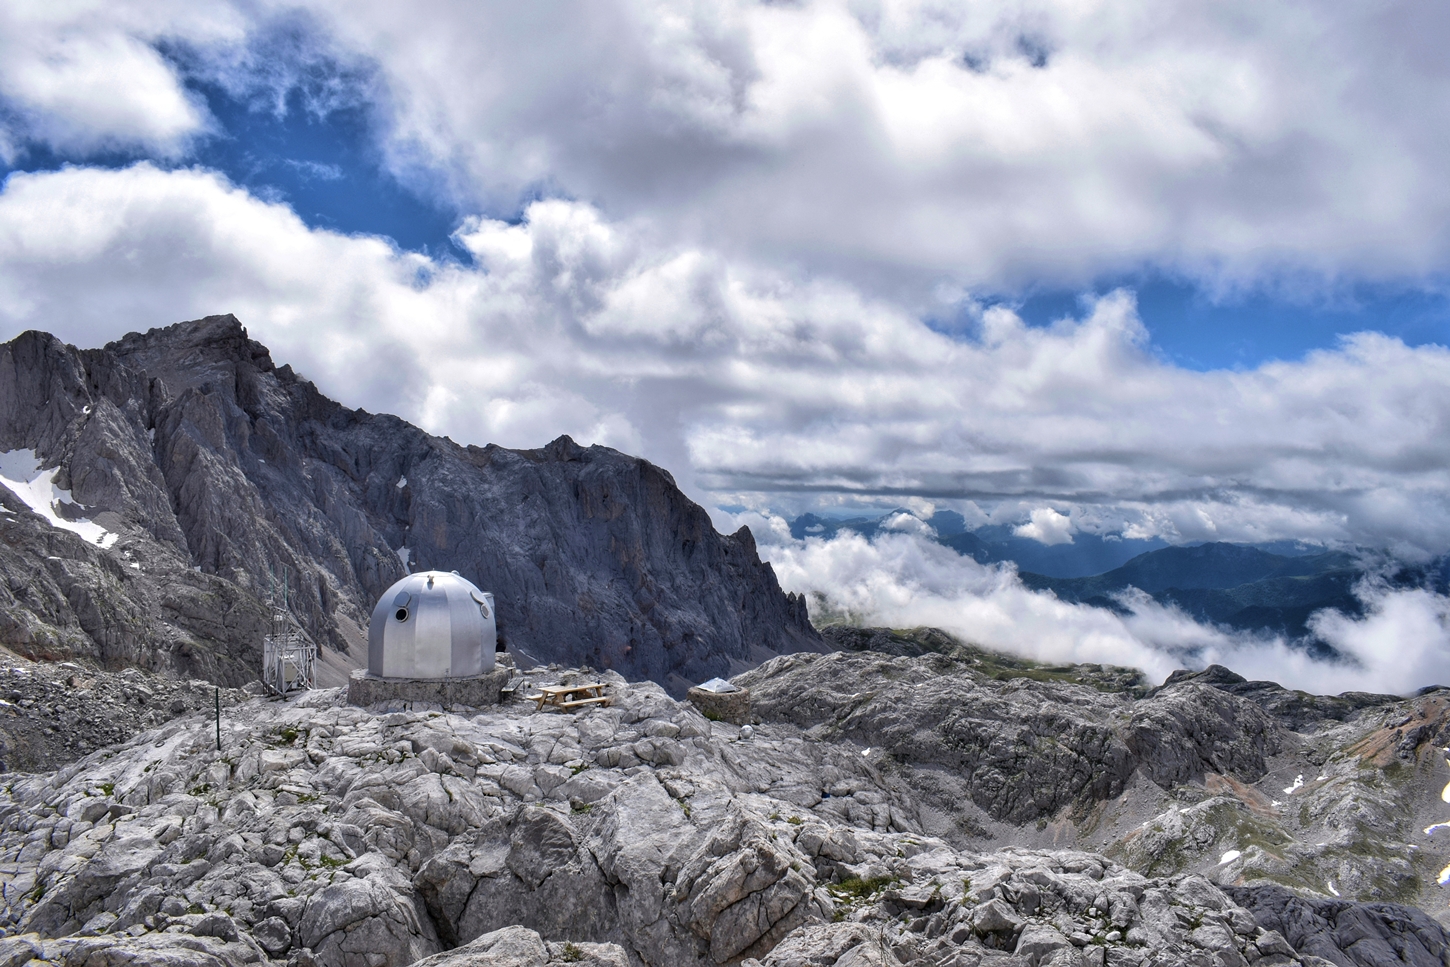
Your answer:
(367, 571), (496, 679)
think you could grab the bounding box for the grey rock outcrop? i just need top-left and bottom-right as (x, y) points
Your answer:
(0, 674), (1333, 967)
(1225, 884), (1450, 967)
(737, 650), (1289, 825)
(737, 641), (1450, 921)
(0, 317), (822, 701)
(410, 925), (630, 966)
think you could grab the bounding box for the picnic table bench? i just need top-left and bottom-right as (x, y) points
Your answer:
(527, 682), (611, 712)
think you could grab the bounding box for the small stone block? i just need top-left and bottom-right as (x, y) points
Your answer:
(687, 684), (751, 725)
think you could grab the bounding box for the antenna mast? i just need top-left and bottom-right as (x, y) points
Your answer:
(262, 563), (316, 696)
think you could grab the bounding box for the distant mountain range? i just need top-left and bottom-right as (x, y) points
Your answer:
(791, 510), (1450, 639)
(792, 509), (1178, 577)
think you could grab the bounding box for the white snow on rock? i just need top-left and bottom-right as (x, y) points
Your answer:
(1283, 774), (1304, 795)
(0, 449), (117, 549)
(397, 546), (411, 570)
(1219, 849), (1242, 865)
(397, 476), (408, 489)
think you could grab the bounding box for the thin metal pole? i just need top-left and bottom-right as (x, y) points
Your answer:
(214, 687), (221, 751)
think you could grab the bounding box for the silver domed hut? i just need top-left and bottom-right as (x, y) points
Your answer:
(368, 571), (495, 678)
(348, 570), (510, 707)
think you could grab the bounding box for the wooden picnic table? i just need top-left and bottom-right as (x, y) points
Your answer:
(527, 682), (611, 712)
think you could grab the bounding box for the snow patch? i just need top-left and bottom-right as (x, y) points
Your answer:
(1219, 850), (1242, 865)
(397, 546), (411, 570)
(0, 449), (117, 549)
(1283, 774), (1304, 795)
(1326, 880), (1340, 897)
(1439, 863), (1450, 886)
(396, 476), (407, 489)
(1427, 823), (1450, 837)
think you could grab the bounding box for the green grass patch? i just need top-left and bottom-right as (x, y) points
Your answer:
(828, 875), (899, 901)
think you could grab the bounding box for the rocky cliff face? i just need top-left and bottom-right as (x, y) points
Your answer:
(3, 670), (1444, 967)
(0, 316), (820, 691)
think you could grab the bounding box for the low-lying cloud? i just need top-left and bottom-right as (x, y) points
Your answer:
(735, 513), (1450, 696)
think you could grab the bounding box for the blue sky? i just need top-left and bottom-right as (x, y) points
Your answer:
(1013, 279), (1450, 372)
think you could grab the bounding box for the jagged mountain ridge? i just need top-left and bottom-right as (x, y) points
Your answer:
(0, 316), (821, 690)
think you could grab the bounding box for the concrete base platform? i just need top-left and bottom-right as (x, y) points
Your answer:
(347, 667), (510, 708)
(687, 685), (752, 725)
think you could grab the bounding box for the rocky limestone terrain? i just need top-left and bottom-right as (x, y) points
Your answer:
(1, 658), (1448, 967)
(738, 641), (1450, 918)
(0, 650), (253, 774)
(0, 317), (820, 692)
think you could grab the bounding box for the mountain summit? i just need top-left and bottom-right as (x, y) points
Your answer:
(0, 315), (821, 691)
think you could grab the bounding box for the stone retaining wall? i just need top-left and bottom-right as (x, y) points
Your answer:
(346, 667), (510, 708)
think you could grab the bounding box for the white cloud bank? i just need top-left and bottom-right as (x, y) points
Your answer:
(0, 163), (1448, 558)
(737, 515), (1450, 696)
(4, 1), (1450, 292)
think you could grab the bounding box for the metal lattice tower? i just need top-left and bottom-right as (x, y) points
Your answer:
(262, 565), (316, 696)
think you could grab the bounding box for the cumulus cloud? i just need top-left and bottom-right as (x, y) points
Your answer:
(0, 2), (239, 159)
(233, 0), (1450, 293)
(1014, 508), (1075, 545)
(1, 164), (1449, 557)
(5, 2), (1450, 292)
(737, 517), (1450, 695)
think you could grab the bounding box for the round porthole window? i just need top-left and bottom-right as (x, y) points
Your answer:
(395, 607), (409, 621)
